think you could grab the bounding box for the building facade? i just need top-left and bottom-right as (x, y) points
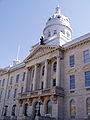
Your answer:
(0, 5), (90, 120)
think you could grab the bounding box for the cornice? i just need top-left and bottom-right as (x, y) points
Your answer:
(64, 37), (90, 51)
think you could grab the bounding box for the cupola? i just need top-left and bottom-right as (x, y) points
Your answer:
(43, 5), (72, 46)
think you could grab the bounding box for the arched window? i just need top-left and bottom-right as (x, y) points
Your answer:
(24, 103), (28, 116)
(35, 102), (40, 111)
(70, 99), (76, 118)
(47, 100), (52, 115)
(53, 62), (57, 72)
(34, 102), (40, 117)
(87, 98), (90, 117)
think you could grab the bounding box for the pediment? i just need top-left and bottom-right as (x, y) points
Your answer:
(24, 45), (58, 63)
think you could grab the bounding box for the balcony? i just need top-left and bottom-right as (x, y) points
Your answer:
(18, 86), (64, 100)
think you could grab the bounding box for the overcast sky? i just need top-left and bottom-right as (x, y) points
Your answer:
(0, 0), (90, 68)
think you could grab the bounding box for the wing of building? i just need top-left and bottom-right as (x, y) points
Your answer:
(0, 5), (90, 120)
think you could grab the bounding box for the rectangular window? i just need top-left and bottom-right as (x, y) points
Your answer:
(21, 87), (24, 94)
(70, 55), (75, 67)
(85, 71), (90, 87)
(84, 50), (90, 63)
(22, 72), (26, 81)
(7, 90), (10, 100)
(53, 79), (56, 86)
(0, 80), (1, 86)
(2, 79), (5, 87)
(0, 91), (3, 102)
(10, 76), (13, 85)
(16, 74), (19, 83)
(70, 75), (75, 90)
(14, 89), (17, 100)
(41, 81), (43, 89)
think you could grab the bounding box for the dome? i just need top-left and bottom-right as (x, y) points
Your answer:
(44, 5), (71, 31)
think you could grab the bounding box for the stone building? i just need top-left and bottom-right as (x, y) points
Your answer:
(0, 5), (90, 120)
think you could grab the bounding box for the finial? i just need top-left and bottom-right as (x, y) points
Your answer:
(55, 4), (61, 15)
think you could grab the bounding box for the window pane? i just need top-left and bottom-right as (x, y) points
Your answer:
(84, 50), (89, 63)
(21, 87), (24, 94)
(23, 72), (26, 81)
(70, 99), (76, 118)
(0, 80), (1, 86)
(85, 71), (90, 87)
(10, 76), (13, 85)
(70, 75), (75, 90)
(70, 55), (74, 67)
(47, 100), (52, 115)
(53, 62), (57, 72)
(14, 89), (17, 100)
(2, 79), (5, 87)
(16, 74), (19, 83)
(87, 98), (90, 116)
(0, 91), (3, 102)
(8, 90), (10, 100)
(42, 66), (45, 76)
(53, 79), (56, 86)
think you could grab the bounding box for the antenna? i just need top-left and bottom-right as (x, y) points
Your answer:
(16, 46), (20, 61)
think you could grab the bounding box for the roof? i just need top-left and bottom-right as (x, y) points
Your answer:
(63, 32), (90, 48)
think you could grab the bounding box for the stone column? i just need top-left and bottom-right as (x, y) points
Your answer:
(43, 60), (48, 89)
(25, 68), (29, 92)
(56, 56), (61, 87)
(33, 64), (38, 91)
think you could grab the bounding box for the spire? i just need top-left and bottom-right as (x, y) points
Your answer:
(16, 46), (20, 61)
(13, 46), (20, 66)
(55, 4), (61, 15)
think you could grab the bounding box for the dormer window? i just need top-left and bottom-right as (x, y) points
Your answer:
(48, 31), (51, 37)
(54, 30), (57, 35)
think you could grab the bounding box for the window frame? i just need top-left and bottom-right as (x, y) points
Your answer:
(84, 50), (90, 64)
(16, 74), (19, 83)
(13, 88), (17, 100)
(70, 55), (75, 67)
(53, 79), (56, 87)
(42, 66), (45, 76)
(85, 71), (90, 87)
(7, 90), (11, 100)
(22, 72), (26, 81)
(87, 98), (90, 118)
(10, 76), (13, 85)
(2, 79), (5, 87)
(53, 61), (57, 72)
(70, 75), (75, 90)
(70, 99), (76, 119)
